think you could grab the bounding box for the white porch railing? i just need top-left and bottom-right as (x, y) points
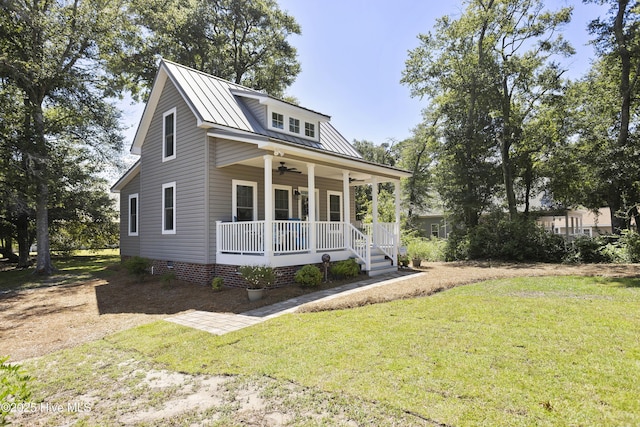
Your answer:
(373, 223), (397, 265)
(217, 220), (265, 254)
(316, 221), (345, 250)
(347, 223), (371, 271)
(216, 220), (397, 272)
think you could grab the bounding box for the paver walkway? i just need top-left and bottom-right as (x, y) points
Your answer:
(166, 270), (424, 335)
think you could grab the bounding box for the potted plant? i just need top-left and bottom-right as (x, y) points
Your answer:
(238, 265), (276, 301)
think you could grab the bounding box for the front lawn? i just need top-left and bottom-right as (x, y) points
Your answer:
(0, 250), (119, 291)
(20, 275), (640, 425)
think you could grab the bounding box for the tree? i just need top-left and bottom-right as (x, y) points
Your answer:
(0, 0), (127, 274)
(402, 0), (573, 222)
(120, 0), (301, 98)
(352, 140), (397, 221)
(582, 0), (640, 232)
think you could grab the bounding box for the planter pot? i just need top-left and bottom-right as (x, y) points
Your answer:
(247, 288), (265, 302)
(412, 258), (422, 268)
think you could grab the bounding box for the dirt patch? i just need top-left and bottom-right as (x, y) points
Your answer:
(0, 266), (362, 362)
(2, 262), (640, 362)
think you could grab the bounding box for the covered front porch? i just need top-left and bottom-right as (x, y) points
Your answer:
(212, 137), (410, 275)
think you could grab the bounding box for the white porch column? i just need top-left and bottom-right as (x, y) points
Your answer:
(264, 155), (273, 260)
(394, 180), (401, 237)
(307, 163), (316, 254)
(343, 171), (351, 247)
(372, 177), (379, 246)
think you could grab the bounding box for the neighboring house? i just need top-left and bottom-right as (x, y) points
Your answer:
(111, 60), (411, 286)
(414, 211), (452, 238)
(536, 207), (618, 238)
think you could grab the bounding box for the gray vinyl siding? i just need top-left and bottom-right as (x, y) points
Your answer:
(139, 79), (208, 263)
(119, 173), (140, 256)
(208, 136), (355, 262)
(241, 98), (266, 126)
(215, 139), (263, 167)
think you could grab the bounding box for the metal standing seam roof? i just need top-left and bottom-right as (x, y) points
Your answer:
(162, 60), (363, 159)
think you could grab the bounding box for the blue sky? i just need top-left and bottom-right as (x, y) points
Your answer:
(120, 0), (609, 153)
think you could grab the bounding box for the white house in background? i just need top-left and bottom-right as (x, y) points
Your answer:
(111, 60), (411, 286)
(536, 207), (617, 238)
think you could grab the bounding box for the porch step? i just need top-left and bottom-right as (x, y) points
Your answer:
(357, 248), (398, 277)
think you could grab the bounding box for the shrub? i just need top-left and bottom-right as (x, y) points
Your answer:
(295, 265), (323, 288)
(238, 265), (276, 289)
(406, 237), (446, 262)
(330, 258), (360, 279)
(566, 235), (623, 263)
(0, 356), (31, 426)
(620, 230), (640, 263)
(124, 256), (152, 281)
(160, 272), (176, 286)
(211, 276), (224, 291)
(446, 214), (567, 262)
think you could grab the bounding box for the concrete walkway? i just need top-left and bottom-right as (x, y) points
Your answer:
(166, 269), (424, 335)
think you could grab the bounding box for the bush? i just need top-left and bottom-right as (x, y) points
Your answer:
(330, 258), (361, 279)
(406, 237), (446, 262)
(238, 265), (276, 289)
(211, 276), (224, 291)
(295, 265), (323, 288)
(124, 256), (152, 281)
(567, 235), (618, 263)
(1, 356), (31, 426)
(446, 214), (567, 262)
(620, 230), (640, 263)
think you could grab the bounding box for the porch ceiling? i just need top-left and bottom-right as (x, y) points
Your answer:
(234, 155), (373, 183)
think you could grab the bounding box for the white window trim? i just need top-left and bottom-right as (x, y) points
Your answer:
(273, 184), (292, 220)
(327, 190), (343, 222)
(232, 179), (258, 221)
(128, 193), (139, 236)
(162, 107), (177, 162)
(431, 223), (439, 238)
(266, 105), (319, 142)
(162, 182), (176, 234)
(297, 187), (319, 221)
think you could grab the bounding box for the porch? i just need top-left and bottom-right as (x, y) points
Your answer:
(216, 220), (399, 275)
(209, 133), (412, 275)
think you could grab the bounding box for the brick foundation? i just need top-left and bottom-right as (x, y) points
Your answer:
(121, 256), (327, 288)
(121, 256), (324, 288)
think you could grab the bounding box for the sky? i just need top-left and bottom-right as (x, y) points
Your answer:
(119, 0), (610, 158)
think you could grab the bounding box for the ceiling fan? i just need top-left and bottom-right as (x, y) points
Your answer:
(277, 162), (301, 175)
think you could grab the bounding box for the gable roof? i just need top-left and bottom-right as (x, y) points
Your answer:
(131, 59), (362, 159)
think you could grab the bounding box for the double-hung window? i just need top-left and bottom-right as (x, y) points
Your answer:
(274, 186), (292, 220)
(128, 193), (139, 236)
(163, 108), (176, 161)
(162, 182), (176, 234)
(327, 191), (342, 222)
(233, 180), (257, 221)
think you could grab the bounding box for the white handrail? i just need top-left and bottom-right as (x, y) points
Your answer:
(347, 223), (371, 271)
(373, 223), (396, 265)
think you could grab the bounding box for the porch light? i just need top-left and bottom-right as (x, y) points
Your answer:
(294, 189), (301, 199)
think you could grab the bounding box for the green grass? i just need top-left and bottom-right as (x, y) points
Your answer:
(17, 275), (640, 425)
(101, 275), (640, 426)
(0, 249), (119, 291)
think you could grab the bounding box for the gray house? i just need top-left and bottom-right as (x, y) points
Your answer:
(111, 60), (411, 286)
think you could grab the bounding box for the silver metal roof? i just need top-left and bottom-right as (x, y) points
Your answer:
(163, 60), (362, 159)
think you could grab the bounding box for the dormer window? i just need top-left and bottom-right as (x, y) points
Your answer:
(272, 112), (284, 129)
(305, 122), (315, 138)
(289, 117), (300, 134)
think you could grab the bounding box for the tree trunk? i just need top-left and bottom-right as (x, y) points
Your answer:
(16, 211), (30, 268)
(29, 98), (55, 275)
